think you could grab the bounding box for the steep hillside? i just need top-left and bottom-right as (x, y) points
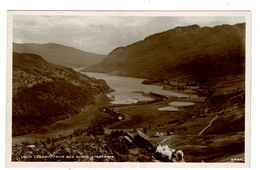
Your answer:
(84, 23), (245, 83)
(13, 43), (106, 68)
(12, 52), (110, 136)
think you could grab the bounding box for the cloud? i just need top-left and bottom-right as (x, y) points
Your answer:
(13, 15), (245, 54)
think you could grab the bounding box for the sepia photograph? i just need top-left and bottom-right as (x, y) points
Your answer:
(6, 11), (250, 168)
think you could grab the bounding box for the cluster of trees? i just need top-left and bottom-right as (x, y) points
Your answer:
(203, 88), (245, 112)
(12, 80), (101, 136)
(72, 125), (105, 137)
(12, 52), (111, 137)
(195, 88), (216, 97)
(99, 107), (125, 121)
(167, 119), (182, 125)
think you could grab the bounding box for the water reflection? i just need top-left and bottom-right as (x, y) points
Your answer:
(82, 72), (196, 104)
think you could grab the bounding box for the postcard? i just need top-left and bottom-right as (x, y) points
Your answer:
(6, 11), (251, 168)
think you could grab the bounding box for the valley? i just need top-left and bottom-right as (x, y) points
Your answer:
(12, 70), (245, 162)
(11, 22), (246, 163)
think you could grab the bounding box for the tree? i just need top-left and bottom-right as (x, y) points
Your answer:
(143, 127), (147, 134)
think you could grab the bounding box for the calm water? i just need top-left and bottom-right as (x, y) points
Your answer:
(157, 101), (195, 111)
(169, 101), (195, 107)
(82, 72), (196, 104)
(158, 106), (180, 111)
(12, 71), (196, 145)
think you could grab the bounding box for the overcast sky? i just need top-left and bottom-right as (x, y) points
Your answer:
(13, 15), (245, 55)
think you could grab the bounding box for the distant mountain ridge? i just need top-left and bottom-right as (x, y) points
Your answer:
(84, 23), (245, 83)
(13, 42), (106, 68)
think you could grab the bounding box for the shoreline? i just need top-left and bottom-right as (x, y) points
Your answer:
(12, 86), (195, 146)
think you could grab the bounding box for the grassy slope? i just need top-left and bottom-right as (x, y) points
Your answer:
(149, 74), (245, 162)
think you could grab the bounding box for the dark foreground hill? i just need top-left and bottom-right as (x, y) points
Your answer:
(12, 52), (110, 136)
(84, 23), (245, 84)
(13, 43), (106, 68)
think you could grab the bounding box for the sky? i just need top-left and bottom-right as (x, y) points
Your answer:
(13, 15), (245, 55)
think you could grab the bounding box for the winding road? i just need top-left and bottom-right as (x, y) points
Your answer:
(199, 115), (219, 135)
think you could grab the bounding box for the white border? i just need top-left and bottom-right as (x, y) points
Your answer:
(1, 3), (260, 170)
(5, 11), (251, 168)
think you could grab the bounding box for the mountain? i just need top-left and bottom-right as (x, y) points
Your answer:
(13, 43), (106, 68)
(84, 23), (245, 84)
(12, 52), (110, 136)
